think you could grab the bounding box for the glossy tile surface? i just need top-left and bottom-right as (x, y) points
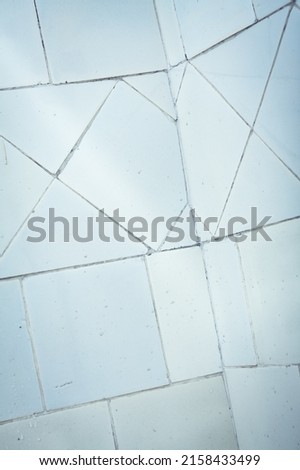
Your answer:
(112, 377), (237, 450)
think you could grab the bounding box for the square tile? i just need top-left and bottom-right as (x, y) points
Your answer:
(226, 366), (300, 449)
(147, 247), (221, 381)
(0, 280), (43, 422)
(23, 258), (168, 410)
(204, 240), (257, 366)
(36, 0), (166, 82)
(112, 377), (237, 449)
(174, 0), (255, 58)
(0, 402), (114, 450)
(239, 219), (300, 365)
(0, 0), (48, 88)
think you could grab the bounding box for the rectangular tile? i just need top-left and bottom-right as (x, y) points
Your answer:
(204, 240), (257, 366)
(23, 258), (168, 410)
(0, 402), (114, 450)
(226, 366), (300, 449)
(239, 219), (300, 365)
(112, 376), (237, 449)
(147, 246), (221, 381)
(36, 0), (167, 82)
(0, 280), (43, 422)
(0, 0), (48, 87)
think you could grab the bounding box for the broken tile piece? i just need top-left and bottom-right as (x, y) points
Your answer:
(174, 0), (255, 58)
(23, 258), (168, 410)
(168, 62), (187, 102)
(192, 9), (287, 124)
(226, 366), (300, 449)
(0, 80), (116, 173)
(0, 139), (51, 255)
(0, 0), (48, 88)
(112, 377), (237, 449)
(36, 0), (166, 81)
(147, 246), (221, 381)
(0, 280), (43, 422)
(0, 402), (114, 449)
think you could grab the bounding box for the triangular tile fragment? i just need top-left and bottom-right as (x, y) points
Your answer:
(192, 9), (287, 124)
(0, 139), (51, 255)
(0, 80), (116, 173)
(125, 72), (176, 118)
(220, 134), (300, 236)
(0, 180), (146, 278)
(169, 62), (187, 101)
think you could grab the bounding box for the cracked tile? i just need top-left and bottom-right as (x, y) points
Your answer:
(23, 258), (168, 410)
(124, 72), (176, 118)
(0, 403), (114, 450)
(220, 134), (300, 235)
(36, 0), (166, 82)
(239, 219), (300, 365)
(192, 9), (287, 124)
(174, 0), (255, 58)
(226, 366), (300, 449)
(0, 139), (51, 255)
(154, 0), (186, 66)
(0, 0), (48, 88)
(0, 180), (146, 279)
(204, 240), (257, 367)
(0, 81), (115, 173)
(252, 0), (289, 19)
(0, 280), (43, 421)
(61, 81), (186, 248)
(112, 376), (237, 450)
(177, 64), (250, 223)
(168, 62), (187, 102)
(255, 7), (300, 176)
(147, 247), (221, 381)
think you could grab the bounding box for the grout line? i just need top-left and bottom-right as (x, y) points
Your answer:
(33, 0), (53, 83)
(174, 61), (188, 104)
(215, 5), (293, 234)
(156, 202), (188, 252)
(235, 242), (260, 365)
(251, 0), (258, 21)
(19, 279), (47, 412)
(200, 245), (240, 450)
(172, 0), (188, 59)
(143, 256), (172, 384)
(189, 2), (292, 62)
(0, 372), (222, 427)
(56, 82), (118, 176)
(0, 178), (55, 258)
(153, 0), (170, 69)
(107, 400), (119, 450)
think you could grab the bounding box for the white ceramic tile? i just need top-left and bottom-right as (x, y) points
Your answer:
(204, 240), (257, 366)
(239, 219), (300, 365)
(124, 72), (176, 118)
(0, 0), (48, 88)
(0, 180), (146, 279)
(23, 258), (168, 410)
(0, 280), (42, 422)
(253, 0), (289, 19)
(226, 366), (300, 449)
(0, 81), (115, 173)
(174, 0), (255, 58)
(0, 139), (51, 255)
(61, 82), (187, 248)
(192, 10), (287, 124)
(36, 0), (166, 82)
(0, 403), (114, 450)
(147, 247), (221, 381)
(112, 376), (237, 450)
(177, 65), (250, 223)
(220, 134), (300, 235)
(255, 8), (300, 176)
(154, 0), (186, 66)
(168, 62), (187, 102)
